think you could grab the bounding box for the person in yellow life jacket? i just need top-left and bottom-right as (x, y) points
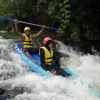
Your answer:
(39, 37), (55, 72)
(40, 36), (71, 77)
(21, 26), (45, 58)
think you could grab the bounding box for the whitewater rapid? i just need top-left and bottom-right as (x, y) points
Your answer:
(0, 37), (100, 100)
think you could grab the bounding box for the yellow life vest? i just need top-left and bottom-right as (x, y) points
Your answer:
(41, 47), (53, 65)
(23, 34), (32, 48)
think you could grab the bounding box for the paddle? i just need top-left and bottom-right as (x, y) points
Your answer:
(7, 18), (58, 31)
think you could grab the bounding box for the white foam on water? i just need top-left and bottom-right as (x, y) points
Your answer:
(0, 38), (100, 100)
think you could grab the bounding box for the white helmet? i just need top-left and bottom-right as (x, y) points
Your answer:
(24, 27), (31, 32)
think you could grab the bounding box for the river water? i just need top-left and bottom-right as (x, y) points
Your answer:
(0, 37), (100, 100)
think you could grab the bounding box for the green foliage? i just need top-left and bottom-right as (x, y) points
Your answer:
(0, 0), (72, 41)
(0, 0), (11, 15)
(0, 31), (19, 39)
(48, 0), (71, 34)
(11, 0), (35, 18)
(0, 0), (47, 18)
(0, 0), (71, 32)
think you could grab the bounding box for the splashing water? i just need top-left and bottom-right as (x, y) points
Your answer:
(0, 37), (100, 100)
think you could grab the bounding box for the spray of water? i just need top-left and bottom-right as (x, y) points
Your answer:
(0, 37), (100, 100)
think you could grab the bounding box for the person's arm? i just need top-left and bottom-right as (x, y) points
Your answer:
(20, 33), (25, 45)
(40, 48), (46, 69)
(32, 27), (45, 38)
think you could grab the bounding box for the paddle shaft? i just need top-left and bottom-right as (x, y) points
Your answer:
(8, 18), (58, 30)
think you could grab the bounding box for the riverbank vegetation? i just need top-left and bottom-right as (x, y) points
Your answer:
(0, 0), (100, 53)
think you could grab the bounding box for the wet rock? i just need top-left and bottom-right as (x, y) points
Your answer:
(0, 88), (5, 95)
(0, 88), (7, 100)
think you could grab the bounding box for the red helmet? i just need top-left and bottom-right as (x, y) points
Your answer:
(43, 37), (52, 45)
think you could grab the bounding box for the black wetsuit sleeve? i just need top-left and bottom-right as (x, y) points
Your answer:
(53, 50), (61, 68)
(40, 48), (46, 69)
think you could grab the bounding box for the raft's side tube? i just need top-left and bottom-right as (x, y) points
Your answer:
(16, 44), (51, 78)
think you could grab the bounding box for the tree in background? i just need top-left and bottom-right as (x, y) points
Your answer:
(47, 0), (71, 41)
(1, 0), (100, 53)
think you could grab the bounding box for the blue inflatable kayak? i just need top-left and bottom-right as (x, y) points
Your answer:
(15, 43), (78, 78)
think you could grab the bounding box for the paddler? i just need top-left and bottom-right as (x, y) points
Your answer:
(39, 36), (71, 77)
(21, 26), (45, 58)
